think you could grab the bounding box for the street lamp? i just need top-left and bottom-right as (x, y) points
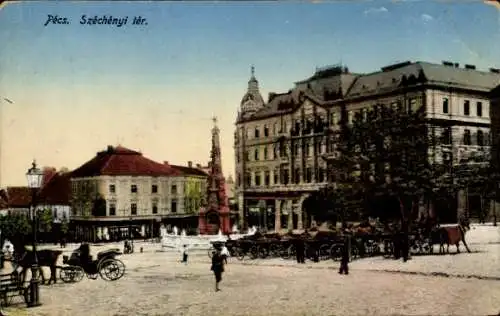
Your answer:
(26, 160), (43, 308)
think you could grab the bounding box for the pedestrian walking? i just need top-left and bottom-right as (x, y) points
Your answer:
(211, 247), (225, 292)
(181, 245), (189, 264)
(339, 237), (350, 275)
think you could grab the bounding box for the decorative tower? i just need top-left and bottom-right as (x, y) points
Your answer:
(239, 65), (265, 119)
(198, 117), (231, 234)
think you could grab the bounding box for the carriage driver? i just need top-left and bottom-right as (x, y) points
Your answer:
(77, 243), (98, 277)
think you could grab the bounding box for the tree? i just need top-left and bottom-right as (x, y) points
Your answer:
(39, 208), (53, 233)
(60, 215), (69, 235)
(0, 214), (31, 246)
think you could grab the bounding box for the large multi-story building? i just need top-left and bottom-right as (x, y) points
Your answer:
(70, 145), (207, 241)
(235, 62), (500, 231)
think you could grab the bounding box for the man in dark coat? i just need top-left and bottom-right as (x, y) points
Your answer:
(338, 237), (350, 275)
(295, 237), (305, 264)
(211, 247), (225, 291)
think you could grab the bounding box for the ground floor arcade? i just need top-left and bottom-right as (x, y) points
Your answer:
(69, 215), (200, 242)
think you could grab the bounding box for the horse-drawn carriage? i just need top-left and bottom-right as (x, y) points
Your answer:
(59, 243), (126, 283)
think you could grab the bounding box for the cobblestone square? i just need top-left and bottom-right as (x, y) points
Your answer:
(4, 225), (500, 316)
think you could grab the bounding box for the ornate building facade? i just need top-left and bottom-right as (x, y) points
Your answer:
(235, 62), (500, 231)
(70, 145), (207, 241)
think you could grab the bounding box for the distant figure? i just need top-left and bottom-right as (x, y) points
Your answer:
(181, 245), (189, 264)
(338, 237), (349, 275)
(60, 237), (66, 248)
(211, 247), (225, 292)
(295, 238), (305, 264)
(221, 244), (230, 264)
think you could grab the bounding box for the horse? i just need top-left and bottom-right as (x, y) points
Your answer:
(429, 221), (471, 254)
(8, 238), (63, 285)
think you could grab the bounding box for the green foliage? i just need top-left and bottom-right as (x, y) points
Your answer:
(60, 216), (69, 235)
(0, 214), (31, 240)
(38, 208), (53, 233)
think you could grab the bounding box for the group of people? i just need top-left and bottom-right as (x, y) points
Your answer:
(293, 236), (350, 275)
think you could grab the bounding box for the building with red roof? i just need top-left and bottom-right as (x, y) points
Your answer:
(70, 145), (208, 241)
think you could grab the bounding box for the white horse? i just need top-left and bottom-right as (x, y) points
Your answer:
(2, 239), (14, 259)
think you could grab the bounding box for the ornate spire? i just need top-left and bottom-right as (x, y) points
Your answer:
(248, 65), (259, 92)
(206, 117), (228, 212)
(240, 64), (265, 117)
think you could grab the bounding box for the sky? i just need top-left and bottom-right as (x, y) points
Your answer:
(0, 0), (499, 186)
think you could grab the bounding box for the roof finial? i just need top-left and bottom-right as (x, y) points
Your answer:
(251, 65), (255, 77)
(212, 116), (218, 126)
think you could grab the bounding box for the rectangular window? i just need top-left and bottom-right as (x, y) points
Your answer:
(443, 97), (449, 114)
(109, 203), (116, 216)
(131, 203), (137, 215)
(109, 184), (116, 193)
(254, 149), (259, 161)
(264, 126), (269, 137)
(464, 100), (470, 116)
(171, 185), (177, 194)
(477, 130), (484, 146)
(131, 185), (137, 193)
(152, 202), (158, 214)
(477, 102), (483, 117)
(151, 184), (158, 193)
(171, 200), (177, 213)
(463, 129), (471, 145)
(264, 171), (270, 186)
(263, 147), (268, 160)
(305, 168), (312, 183)
(273, 169), (279, 185)
(254, 128), (260, 138)
(255, 174), (261, 186)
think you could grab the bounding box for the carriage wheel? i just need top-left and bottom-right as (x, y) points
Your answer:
(258, 246), (269, 259)
(235, 248), (245, 261)
(319, 244), (331, 261)
(351, 245), (359, 260)
(60, 266), (84, 283)
(287, 245), (296, 259)
(249, 246), (259, 260)
(98, 259), (126, 281)
(330, 244), (342, 261)
(269, 244), (281, 257)
(383, 239), (394, 258)
(279, 245), (290, 259)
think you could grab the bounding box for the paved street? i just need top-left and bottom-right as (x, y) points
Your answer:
(4, 224), (500, 316)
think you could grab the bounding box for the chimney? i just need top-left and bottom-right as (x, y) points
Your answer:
(163, 161), (169, 165)
(188, 161), (193, 168)
(196, 163), (202, 168)
(464, 64), (476, 70)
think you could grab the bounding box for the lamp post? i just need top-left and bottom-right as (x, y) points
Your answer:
(26, 160), (43, 308)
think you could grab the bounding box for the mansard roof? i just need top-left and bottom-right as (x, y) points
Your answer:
(346, 61), (500, 99)
(237, 61), (500, 124)
(71, 145), (181, 178)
